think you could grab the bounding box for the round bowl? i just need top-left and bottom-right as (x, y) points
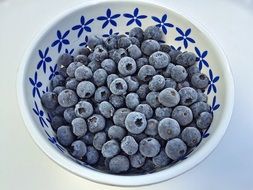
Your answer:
(17, 0), (234, 186)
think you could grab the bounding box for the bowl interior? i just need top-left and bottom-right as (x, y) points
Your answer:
(18, 0), (233, 186)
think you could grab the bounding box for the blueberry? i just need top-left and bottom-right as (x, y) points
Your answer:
(181, 127), (201, 147)
(141, 39), (160, 55)
(197, 91), (208, 102)
(57, 53), (73, 67)
(142, 159), (156, 173)
(171, 65), (188, 82)
(169, 49), (181, 63)
(107, 74), (119, 87)
(144, 26), (162, 41)
(118, 57), (137, 76)
(74, 55), (88, 65)
(163, 63), (175, 78)
(158, 88), (180, 107)
(88, 60), (101, 72)
(70, 140), (87, 158)
(63, 107), (77, 123)
(109, 155), (129, 173)
(76, 81), (95, 98)
(101, 59), (116, 74)
(125, 111), (147, 134)
(196, 112), (213, 129)
(158, 118), (180, 140)
(78, 47), (90, 56)
(58, 89), (78, 108)
(50, 105), (66, 116)
(136, 84), (150, 100)
(93, 68), (108, 87)
(136, 57), (148, 70)
(190, 102), (211, 118)
(80, 132), (94, 145)
(124, 76), (139, 92)
(149, 75), (165, 91)
(65, 79), (79, 92)
(146, 91), (160, 108)
(191, 73), (209, 89)
(74, 65), (92, 81)
(177, 81), (190, 90)
(127, 45), (142, 60)
(160, 44), (171, 54)
(125, 93), (140, 110)
(164, 78), (177, 89)
(51, 75), (65, 88)
(108, 125), (126, 140)
(149, 51), (170, 69)
(165, 138), (187, 160)
(129, 27), (144, 42)
(98, 101), (115, 118)
(88, 52), (93, 61)
(155, 107), (172, 120)
(71, 117), (87, 137)
(138, 65), (156, 82)
(41, 92), (58, 110)
(51, 115), (66, 131)
(135, 104), (153, 119)
(109, 78), (128, 95)
(87, 114), (105, 133)
(93, 131), (107, 150)
(57, 125), (74, 146)
(118, 36), (132, 48)
(152, 149), (171, 167)
(94, 86), (111, 103)
(87, 35), (103, 49)
(179, 87), (198, 106)
(93, 45), (108, 62)
(104, 34), (118, 50)
(84, 146), (99, 165)
(74, 101), (93, 119)
(109, 94), (125, 108)
(187, 65), (200, 78)
(102, 139), (120, 158)
(129, 152), (146, 168)
(139, 137), (160, 157)
(129, 37), (140, 47)
(113, 108), (131, 127)
(66, 62), (83, 77)
(171, 106), (193, 126)
(121, 136), (138, 155)
(58, 67), (68, 78)
(144, 119), (158, 136)
(176, 52), (196, 67)
(112, 48), (127, 63)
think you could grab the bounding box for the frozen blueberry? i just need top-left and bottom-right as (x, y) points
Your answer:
(58, 67), (68, 78)
(197, 91), (208, 102)
(190, 102), (211, 118)
(51, 75), (65, 88)
(84, 146), (99, 165)
(51, 105), (66, 116)
(172, 106), (193, 126)
(57, 125), (74, 146)
(191, 73), (209, 89)
(93, 68), (108, 87)
(107, 74), (119, 87)
(118, 36), (132, 48)
(71, 118), (87, 137)
(144, 119), (158, 136)
(88, 60), (100, 72)
(98, 101), (115, 118)
(138, 65), (156, 82)
(101, 59), (116, 74)
(127, 45), (142, 60)
(93, 131), (107, 150)
(171, 65), (188, 82)
(129, 37), (140, 47)
(130, 152), (146, 168)
(163, 63), (175, 78)
(146, 92), (160, 108)
(149, 75), (165, 91)
(141, 39), (160, 55)
(136, 57), (148, 70)
(125, 111), (147, 134)
(102, 139), (120, 158)
(78, 47), (91, 56)
(129, 27), (144, 42)
(51, 115), (65, 131)
(158, 118), (180, 140)
(181, 127), (201, 147)
(58, 89), (78, 108)
(92, 45), (108, 62)
(149, 51), (170, 69)
(135, 104), (153, 119)
(74, 55), (88, 65)
(57, 53), (73, 67)
(109, 78), (128, 95)
(108, 125), (126, 140)
(66, 62), (83, 77)
(169, 49), (181, 63)
(139, 137), (160, 157)
(87, 35), (103, 49)
(76, 81), (95, 99)
(165, 138), (187, 160)
(155, 107), (172, 120)
(121, 136), (138, 155)
(118, 57), (137, 76)
(74, 65), (92, 81)
(179, 87), (198, 106)
(80, 132), (94, 145)
(70, 140), (87, 158)
(109, 155), (129, 173)
(94, 86), (110, 103)
(65, 78), (78, 90)
(124, 76), (139, 92)
(87, 114), (106, 133)
(144, 26), (162, 41)
(187, 65), (200, 78)
(112, 48), (127, 63)
(137, 84), (150, 100)
(125, 93), (140, 110)
(164, 78), (177, 89)
(142, 159), (156, 173)
(152, 149), (171, 167)
(196, 112), (213, 129)
(63, 107), (76, 123)
(74, 101), (93, 119)
(41, 92), (58, 110)
(160, 44), (171, 54)
(177, 81), (190, 90)
(176, 52), (196, 67)
(113, 108), (131, 127)
(158, 88), (180, 107)
(109, 94), (125, 108)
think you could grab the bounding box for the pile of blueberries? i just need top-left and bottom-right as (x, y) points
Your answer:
(41, 26), (213, 174)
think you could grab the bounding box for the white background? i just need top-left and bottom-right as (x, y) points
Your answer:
(1, 0), (253, 189)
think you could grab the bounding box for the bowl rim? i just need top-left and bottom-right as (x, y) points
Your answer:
(17, 0), (234, 186)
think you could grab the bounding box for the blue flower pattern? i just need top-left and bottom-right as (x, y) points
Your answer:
(72, 16), (94, 38)
(29, 72), (42, 98)
(51, 30), (70, 53)
(152, 14), (174, 34)
(97, 9), (120, 29)
(103, 29), (119, 38)
(45, 130), (65, 152)
(207, 69), (219, 94)
(49, 64), (59, 80)
(79, 36), (88, 47)
(171, 45), (182, 51)
(65, 48), (74, 55)
(175, 27), (195, 49)
(37, 47), (52, 73)
(195, 47), (209, 70)
(33, 101), (48, 128)
(123, 8), (147, 27)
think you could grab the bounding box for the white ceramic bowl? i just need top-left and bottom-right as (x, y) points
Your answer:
(17, 0), (234, 186)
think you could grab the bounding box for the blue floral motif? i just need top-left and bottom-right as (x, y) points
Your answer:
(123, 8), (147, 27)
(97, 9), (120, 29)
(65, 48), (74, 55)
(51, 30), (70, 53)
(103, 29), (119, 37)
(72, 16), (94, 38)
(211, 96), (220, 111)
(195, 47), (209, 70)
(29, 72), (42, 98)
(152, 14), (174, 34)
(207, 69), (219, 94)
(44, 130), (65, 152)
(171, 45), (182, 51)
(42, 86), (49, 94)
(49, 64), (59, 80)
(79, 36), (88, 47)
(37, 47), (52, 73)
(33, 101), (48, 127)
(175, 28), (195, 49)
